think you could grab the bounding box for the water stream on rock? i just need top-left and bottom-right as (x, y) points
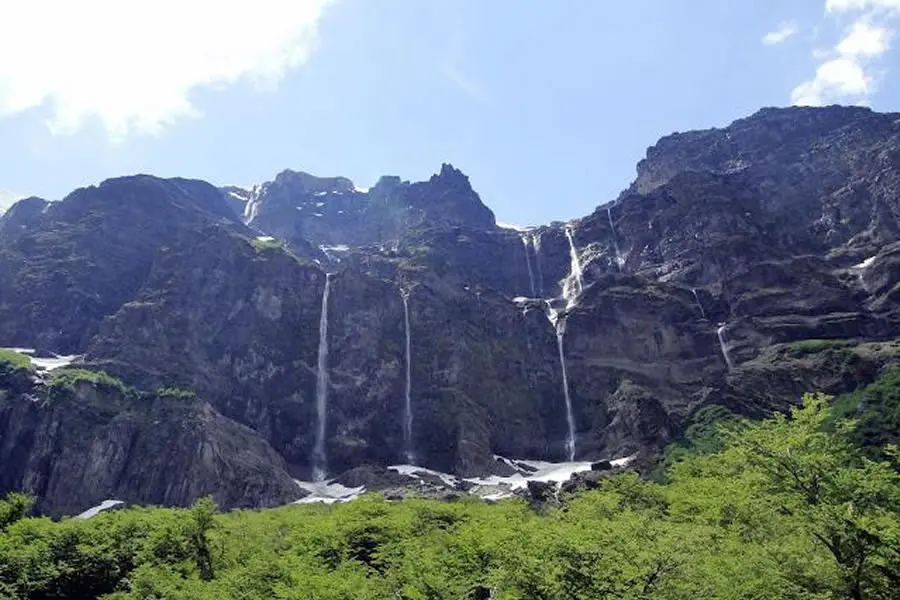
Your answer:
(532, 233), (544, 296)
(717, 323), (733, 370)
(563, 228), (584, 306)
(312, 273), (333, 481)
(547, 306), (577, 461)
(521, 235), (537, 296)
(691, 288), (707, 319)
(401, 290), (415, 464)
(607, 206), (625, 269)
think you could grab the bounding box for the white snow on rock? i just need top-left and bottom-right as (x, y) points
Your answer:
(255, 236), (275, 242)
(293, 480), (365, 505)
(75, 499), (124, 519)
(390, 455), (636, 498)
(853, 255), (878, 270)
(388, 464), (461, 488)
(497, 222), (535, 232)
(0, 348), (81, 371)
(32, 355), (80, 371)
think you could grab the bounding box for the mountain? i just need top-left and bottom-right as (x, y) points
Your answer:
(3, 105), (900, 515)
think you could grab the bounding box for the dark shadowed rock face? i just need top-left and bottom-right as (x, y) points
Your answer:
(3, 106), (900, 512)
(0, 372), (299, 517)
(0, 176), (246, 353)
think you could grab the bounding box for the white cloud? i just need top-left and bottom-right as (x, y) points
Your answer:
(0, 190), (23, 215)
(790, 5), (896, 106)
(791, 58), (870, 104)
(836, 21), (892, 55)
(826, 0), (900, 13)
(762, 22), (798, 45)
(0, 0), (336, 139)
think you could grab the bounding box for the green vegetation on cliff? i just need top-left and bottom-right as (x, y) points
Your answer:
(2, 387), (899, 599)
(0, 349), (31, 375)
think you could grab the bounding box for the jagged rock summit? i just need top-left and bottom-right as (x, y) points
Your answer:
(3, 105), (900, 515)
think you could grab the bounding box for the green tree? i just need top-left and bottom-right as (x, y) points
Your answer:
(0, 492), (33, 530)
(188, 497), (218, 581)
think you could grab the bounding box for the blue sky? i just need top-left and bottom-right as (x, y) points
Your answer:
(1, 0), (899, 224)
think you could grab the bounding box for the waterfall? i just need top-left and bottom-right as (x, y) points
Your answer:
(532, 233), (544, 296)
(312, 273), (333, 481)
(563, 227), (584, 306)
(717, 323), (734, 371)
(607, 206), (625, 269)
(401, 291), (415, 464)
(547, 306), (577, 461)
(691, 288), (707, 319)
(521, 235), (537, 297)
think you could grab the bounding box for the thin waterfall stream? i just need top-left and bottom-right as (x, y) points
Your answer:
(547, 307), (577, 461)
(401, 290), (415, 464)
(312, 273), (333, 481)
(522, 235), (537, 296)
(717, 323), (734, 370)
(607, 206), (625, 269)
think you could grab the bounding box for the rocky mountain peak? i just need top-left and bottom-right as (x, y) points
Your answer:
(632, 105), (900, 196)
(0, 196), (49, 239)
(270, 169), (356, 195)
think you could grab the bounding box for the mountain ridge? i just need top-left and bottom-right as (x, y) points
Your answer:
(3, 104), (900, 514)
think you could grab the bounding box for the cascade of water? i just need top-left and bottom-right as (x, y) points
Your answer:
(546, 305), (577, 461)
(401, 290), (415, 464)
(691, 288), (707, 319)
(312, 273), (333, 481)
(607, 206), (625, 269)
(563, 227), (584, 306)
(532, 233), (544, 296)
(521, 235), (537, 297)
(717, 323), (734, 371)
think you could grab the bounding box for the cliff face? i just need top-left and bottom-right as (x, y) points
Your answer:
(3, 105), (900, 513)
(0, 369), (299, 517)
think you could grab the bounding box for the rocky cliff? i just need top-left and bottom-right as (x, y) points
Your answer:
(2, 105), (900, 513)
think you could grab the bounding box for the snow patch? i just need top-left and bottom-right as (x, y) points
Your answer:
(388, 464), (461, 488)
(32, 355), (80, 371)
(314, 191), (328, 197)
(497, 222), (535, 232)
(0, 348), (80, 371)
(316, 202), (325, 207)
(313, 213), (324, 217)
(354, 186), (369, 193)
(853, 255), (877, 270)
(256, 236), (275, 242)
(75, 499), (124, 519)
(293, 480), (365, 504)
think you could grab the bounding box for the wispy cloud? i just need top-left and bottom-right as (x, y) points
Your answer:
(791, 3), (897, 106)
(762, 21), (799, 45)
(441, 33), (493, 106)
(442, 64), (492, 106)
(0, 0), (336, 140)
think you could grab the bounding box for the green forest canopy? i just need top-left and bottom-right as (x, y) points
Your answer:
(2, 379), (900, 599)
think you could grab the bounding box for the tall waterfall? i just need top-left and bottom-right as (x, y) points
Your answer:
(547, 306), (577, 461)
(401, 291), (415, 464)
(563, 227), (584, 305)
(532, 233), (544, 296)
(717, 323), (734, 371)
(691, 288), (707, 319)
(312, 273), (333, 481)
(521, 235), (537, 297)
(607, 206), (625, 269)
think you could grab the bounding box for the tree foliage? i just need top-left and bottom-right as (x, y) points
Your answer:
(1, 391), (900, 599)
